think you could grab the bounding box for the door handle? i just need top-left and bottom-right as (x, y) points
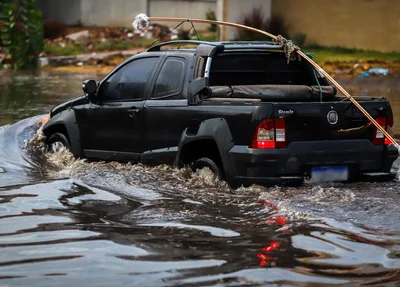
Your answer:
(128, 107), (140, 117)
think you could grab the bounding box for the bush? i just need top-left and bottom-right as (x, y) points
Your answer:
(0, 0), (44, 69)
(43, 20), (67, 40)
(292, 33), (307, 48)
(205, 9), (217, 32)
(236, 8), (289, 41)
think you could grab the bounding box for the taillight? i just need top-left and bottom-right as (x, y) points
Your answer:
(373, 116), (393, 145)
(251, 119), (287, 149)
(275, 119), (286, 148)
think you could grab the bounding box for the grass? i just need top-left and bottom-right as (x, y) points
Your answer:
(43, 38), (156, 56)
(197, 31), (217, 42)
(303, 45), (400, 63)
(44, 42), (86, 56)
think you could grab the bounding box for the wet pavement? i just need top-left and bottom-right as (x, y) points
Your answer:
(0, 71), (399, 286)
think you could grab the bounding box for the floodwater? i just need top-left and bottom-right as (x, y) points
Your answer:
(0, 70), (399, 286)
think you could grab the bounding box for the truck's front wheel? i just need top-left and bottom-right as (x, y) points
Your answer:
(47, 133), (70, 153)
(190, 157), (222, 179)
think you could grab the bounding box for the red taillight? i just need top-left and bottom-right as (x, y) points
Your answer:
(275, 119), (287, 149)
(373, 116), (393, 146)
(251, 119), (287, 149)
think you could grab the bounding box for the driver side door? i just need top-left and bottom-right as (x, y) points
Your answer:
(76, 56), (160, 162)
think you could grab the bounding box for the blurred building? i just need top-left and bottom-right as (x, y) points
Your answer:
(36, 0), (271, 33)
(36, 0), (217, 30)
(272, 0), (400, 52)
(36, 0), (399, 52)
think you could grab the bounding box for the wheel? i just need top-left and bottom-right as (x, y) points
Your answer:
(190, 157), (222, 179)
(47, 132), (70, 153)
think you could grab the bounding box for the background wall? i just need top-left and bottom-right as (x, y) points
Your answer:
(81, 0), (147, 27)
(149, 0), (216, 30)
(37, 0), (216, 29)
(272, 0), (400, 52)
(36, 0), (82, 25)
(223, 0), (271, 40)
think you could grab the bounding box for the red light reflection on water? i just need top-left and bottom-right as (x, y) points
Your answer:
(257, 241), (280, 267)
(262, 241), (279, 252)
(266, 215), (287, 226)
(257, 200), (288, 267)
(260, 200), (278, 211)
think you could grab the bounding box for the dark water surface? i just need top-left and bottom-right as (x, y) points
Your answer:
(0, 71), (399, 286)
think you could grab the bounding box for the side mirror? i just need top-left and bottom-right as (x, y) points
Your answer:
(82, 79), (97, 95)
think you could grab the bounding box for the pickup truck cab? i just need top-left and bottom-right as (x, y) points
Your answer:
(43, 40), (398, 187)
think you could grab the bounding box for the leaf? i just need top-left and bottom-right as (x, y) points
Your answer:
(0, 0), (44, 69)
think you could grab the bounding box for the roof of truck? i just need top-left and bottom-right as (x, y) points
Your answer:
(147, 40), (284, 52)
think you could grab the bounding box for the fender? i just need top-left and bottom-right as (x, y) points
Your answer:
(42, 108), (82, 157)
(175, 118), (235, 184)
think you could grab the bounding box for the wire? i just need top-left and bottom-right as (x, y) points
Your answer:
(191, 21), (200, 40)
(149, 20), (186, 47)
(313, 69), (323, 102)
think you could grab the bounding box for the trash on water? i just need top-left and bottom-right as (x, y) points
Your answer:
(368, 68), (389, 76)
(359, 68), (389, 78)
(359, 72), (371, 78)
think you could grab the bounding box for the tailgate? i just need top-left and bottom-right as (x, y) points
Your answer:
(273, 100), (392, 145)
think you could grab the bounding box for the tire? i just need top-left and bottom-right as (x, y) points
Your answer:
(46, 132), (71, 153)
(190, 157), (222, 179)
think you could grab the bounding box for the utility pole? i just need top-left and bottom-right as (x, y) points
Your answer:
(216, 0), (227, 41)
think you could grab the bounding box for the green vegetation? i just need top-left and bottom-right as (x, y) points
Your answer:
(43, 38), (156, 56)
(0, 0), (44, 69)
(205, 9), (217, 32)
(303, 45), (400, 64)
(292, 33), (307, 49)
(197, 31), (217, 42)
(236, 9), (289, 41)
(43, 42), (86, 56)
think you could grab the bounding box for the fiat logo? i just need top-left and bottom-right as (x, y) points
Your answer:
(327, 110), (338, 124)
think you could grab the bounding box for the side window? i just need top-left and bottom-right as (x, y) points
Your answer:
(194, 57), (205, 79)
(99, 57), (158, 101)
(152, 57), (186, 99)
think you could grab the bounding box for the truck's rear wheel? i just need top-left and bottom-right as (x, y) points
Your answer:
(190, 157), (222, 179)
(47, 133), (70, 153)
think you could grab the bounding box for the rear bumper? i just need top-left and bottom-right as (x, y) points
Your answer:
(228, 140), (398, 185)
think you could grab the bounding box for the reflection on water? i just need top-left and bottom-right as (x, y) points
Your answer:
(0, 70), (106, 126)
(0, 71), (400, 286)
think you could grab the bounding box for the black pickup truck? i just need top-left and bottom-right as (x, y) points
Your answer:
(43, 40), (398, 187)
